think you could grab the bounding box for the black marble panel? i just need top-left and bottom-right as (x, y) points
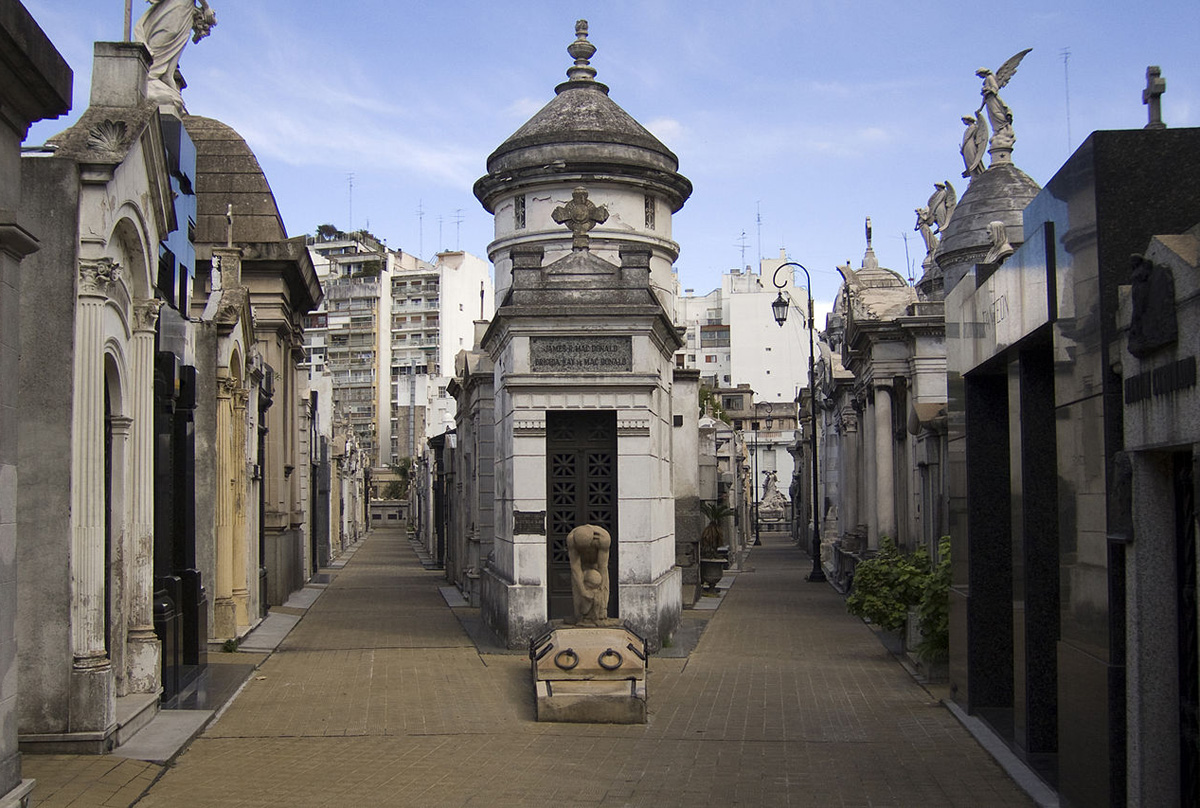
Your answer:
(1017, 344), (1060, 755)
(965, 369), (1013, 713)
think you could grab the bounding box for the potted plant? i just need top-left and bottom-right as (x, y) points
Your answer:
(845, 537), (930, 653)
(698, 500), (735, 591)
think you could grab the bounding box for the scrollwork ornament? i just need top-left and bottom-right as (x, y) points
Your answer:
(78, 258), (121, 296)
(133, 298), (165, 332)
(216, 375), (240, 399)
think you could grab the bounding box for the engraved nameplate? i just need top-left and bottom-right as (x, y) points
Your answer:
(514, 510), (546, 535)
(530, 336), (632, 373)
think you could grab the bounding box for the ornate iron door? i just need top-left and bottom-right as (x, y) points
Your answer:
(546, 411), (618, 620)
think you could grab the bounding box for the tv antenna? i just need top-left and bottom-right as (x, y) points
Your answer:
(1061, 47), (1073, 153)
(453, 209), (464, 250)
(735, 230), (749, 269)
(347, 172), (355, 232)
(416, 200), (424, 258)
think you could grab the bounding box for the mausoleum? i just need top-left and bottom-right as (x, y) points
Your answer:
(471, 21), (692, 650)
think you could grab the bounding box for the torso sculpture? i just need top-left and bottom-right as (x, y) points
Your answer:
(566, 524), (614, 626)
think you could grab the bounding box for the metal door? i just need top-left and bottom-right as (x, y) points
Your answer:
(546, 411), (618, 620)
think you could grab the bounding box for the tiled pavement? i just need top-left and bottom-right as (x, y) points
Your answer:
(25, 528), (1036, 807)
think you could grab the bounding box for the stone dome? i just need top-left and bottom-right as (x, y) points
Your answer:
(183, 115), (289, 246)
(930, 162), (1041, 296)
(473, 21), (692, 214)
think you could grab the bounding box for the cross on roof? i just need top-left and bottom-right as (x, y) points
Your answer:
(1143, 65), (1167, 130)
(552, 187), (609, 251)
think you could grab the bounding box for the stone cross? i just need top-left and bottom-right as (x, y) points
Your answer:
(1143, 66), (1166, 130)
(552, 187), (609, 251)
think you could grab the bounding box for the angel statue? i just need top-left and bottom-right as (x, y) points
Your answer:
(926, 181), (957, 234)
(134, 0), (217, 112)
(915, 208), (939, 265)
(960, 111), (988, 177)
(975, 48), (1032, 154)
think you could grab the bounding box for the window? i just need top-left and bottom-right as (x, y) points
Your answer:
(644, 194), (655, 229)
(722, 395), (743, 411)
(705, 355), (717, 363)
(514, 194), (526, 229)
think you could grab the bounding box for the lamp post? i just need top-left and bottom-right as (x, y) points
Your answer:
(752, 400), (771, 547)
(771, 262), (826, 583)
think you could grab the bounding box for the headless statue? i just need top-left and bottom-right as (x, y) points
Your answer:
(566, 524), (613, 626)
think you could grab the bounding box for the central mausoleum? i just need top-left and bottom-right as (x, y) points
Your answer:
(472, 21), (693, 650)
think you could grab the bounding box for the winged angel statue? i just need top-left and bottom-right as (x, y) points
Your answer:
(961, 49), (1031, 176)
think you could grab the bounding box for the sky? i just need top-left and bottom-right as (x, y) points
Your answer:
(21, 0), (1200, 306)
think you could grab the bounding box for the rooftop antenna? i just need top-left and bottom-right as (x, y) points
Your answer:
(756, 202), (763, 270)
(437, 215), (444, 255)
(480, 280), (485, 320)
(416, 200), (424, 258)
(453, 209), (464, 250)
(1061, 47), (1073, 153)
(347, 172), (355, 232)
(735, 230), (749, 270)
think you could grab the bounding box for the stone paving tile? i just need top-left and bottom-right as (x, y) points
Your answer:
(127, 527), (1034, 807)
(21, 756), (160, 808)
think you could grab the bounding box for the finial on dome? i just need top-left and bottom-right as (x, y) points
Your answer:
(565, 19), (598, 83)
(862, 216), (879, 269)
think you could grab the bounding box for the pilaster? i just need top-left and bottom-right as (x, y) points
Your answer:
(231, 386), (249, 627)
(126, 299), (162, 693)
(212, 374), (236, 638)
(69, 258), (116, 730)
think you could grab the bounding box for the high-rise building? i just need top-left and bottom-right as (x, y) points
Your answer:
(674, 250), (812, 402)
(304, 231), (492, 470)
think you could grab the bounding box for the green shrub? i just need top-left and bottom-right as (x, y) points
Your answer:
(916, 537), (951, 662)
(845, 537), (930, 633)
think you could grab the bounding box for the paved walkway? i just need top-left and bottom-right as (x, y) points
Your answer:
(26, 528), (1035, 807)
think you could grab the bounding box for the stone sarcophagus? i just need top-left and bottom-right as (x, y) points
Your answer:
(530, 626), (647, 724)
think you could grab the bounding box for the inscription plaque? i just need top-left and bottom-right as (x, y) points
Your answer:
(514, 510), (546, 535)
(530, 336), (632, 373)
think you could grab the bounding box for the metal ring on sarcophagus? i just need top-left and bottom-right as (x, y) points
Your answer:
(554, 649), (580, 670)
(598, 648), (624, 670)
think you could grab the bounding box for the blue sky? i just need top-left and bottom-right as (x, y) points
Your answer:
(22, 0), (1200, 304)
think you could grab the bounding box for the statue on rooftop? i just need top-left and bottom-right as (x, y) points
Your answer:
(975, 49), (1032, 154)
(926, 181), (957, 233)
(134, 0), (217, 111)
(960, 111), (988, 177)
(983, 220), (1014, 265)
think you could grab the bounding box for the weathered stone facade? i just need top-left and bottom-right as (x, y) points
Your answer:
(17, 41), (170, 752)
(0, 0), (70, 800)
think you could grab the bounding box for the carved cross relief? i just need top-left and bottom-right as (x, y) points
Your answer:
(552, 187), (608, 251)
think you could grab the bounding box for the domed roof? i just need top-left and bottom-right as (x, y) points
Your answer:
(474, 21), (692, 213)
(183, 115), (289, 246)
(932, 162), (1041, 294)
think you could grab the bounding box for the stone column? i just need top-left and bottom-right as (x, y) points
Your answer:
(231, 386), (250, 626)
(212, 374), (236, 638)
(69, 259), (116, 729)
(874, 385), (895, 546)
(126, 299), (162, 693)
(838, 406), (860, 549)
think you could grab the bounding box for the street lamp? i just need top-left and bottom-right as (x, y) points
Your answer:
(752, 400), (771, 547)
(771, 262), (827, 583)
